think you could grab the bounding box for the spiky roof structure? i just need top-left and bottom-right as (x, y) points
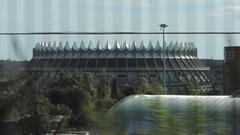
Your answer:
(32, 41), (197, 59)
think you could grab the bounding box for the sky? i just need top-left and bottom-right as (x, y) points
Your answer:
(0, 0), (240, 60)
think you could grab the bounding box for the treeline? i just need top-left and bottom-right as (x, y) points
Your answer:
(0, 70), (167, 134)
(0, 60), (28, 79)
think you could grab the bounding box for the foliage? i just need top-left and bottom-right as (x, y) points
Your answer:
(134, 78), (153, 94)
(150, 100), (207, 135)
(151, 81), (165, 95)
(189, 105), (207, 134)
(49, 104), (72, 116)
(177, 82), (208, 95)
(131, 79), (166, 95)
(150, 100), (174, 135)
(96, 69), (111, 98)
(0, 70), (236, 134)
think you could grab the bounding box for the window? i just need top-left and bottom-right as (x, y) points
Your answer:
(118, 74), (127, 78)
(150, 74), (156, 78)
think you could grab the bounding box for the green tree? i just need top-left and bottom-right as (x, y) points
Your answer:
(150, 100), (191, 135)
(151, 81), (165, 95)
(17, 95), (52, 135)
(181, 82), (205, 95)
(48, 71), (101, 129)
(7, 107), (21, 121)
(96, 69), (111, 98)
(49, 104), (72, 116)
(134, 78), (153, 94)
(188, 105), (207, 134)
(150, 100), (173, 135)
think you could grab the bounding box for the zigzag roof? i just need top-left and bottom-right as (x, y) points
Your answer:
(34, 40), (197, 52)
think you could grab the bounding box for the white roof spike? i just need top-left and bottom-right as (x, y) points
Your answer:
(43, 42), (47, 47)
(95, 41), (101, 50)
(64, 41), (71, 51)
(111, 41), (118, 51)
(58, 41), (64, 51)
(163, 41), (167, 50)
(73, 41), (77, 46)
(53, 41), (57, 47)
(35, 42), (40, 48)
(47, 42), (52, 51)
(39, 43), (43, 51)
(52, 41), (57, 51)
(180, 42), (184, 47)
(138, 41), (145, 50)
(130, 41), (137, 50)
(34, 43), (40, 51)
(42, 43), (47, 51)
(122, 40), (128, 50)
(72, 41), (78, 51)
(154, 41), (161, 51)
(184, 42), (188, 47)
(187, 42), (192, 47)
(188, 42), (193, 52)
(174, 41), (179, 50)
(88, 40), (93, 49)
(168, 41), (174, 51)
(48, 41), (51, 47)
(115, 41), (121, 49)
(100, 41), (107, 50)
(87, 41), (92, 49)
(59, 41), (63, 46)
(147, 41), (153, 51)
(105, 41), (111, 50)
(180, 42), (184, 51)
(191, 42), (196, 48)
(80, 41), (86, 50)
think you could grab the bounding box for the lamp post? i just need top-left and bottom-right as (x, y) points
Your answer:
(159, 24), (168, 94)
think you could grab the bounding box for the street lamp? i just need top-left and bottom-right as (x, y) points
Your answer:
(159, 24), (168, 94)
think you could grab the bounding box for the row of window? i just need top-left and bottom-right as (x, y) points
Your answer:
(32, 58), (201, 69)
(94, 74), (157, 79)
(114, 74), (157, 78)
(109, 71), (208, 83)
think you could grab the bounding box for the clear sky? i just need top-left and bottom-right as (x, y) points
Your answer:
(0, 0), (240, 60)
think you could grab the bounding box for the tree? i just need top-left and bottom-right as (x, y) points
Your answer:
(134, 78), (152, 94)
(180, 82), (206, 95)
(151, 81), (165, 95)
(96, 69), (111, 98)
(17, 96), (52, 135)
(8, 107), (21, 121)
(150, 100), (192, 135)
(150, 100), (173, 135)
(49, 104), (72, 116)
(189, 105), (207, 134)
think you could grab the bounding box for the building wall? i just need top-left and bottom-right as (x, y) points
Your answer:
(224, 47), (240, 94)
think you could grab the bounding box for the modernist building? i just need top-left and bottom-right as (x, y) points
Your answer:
(30, 41), (214, 93)
(224, 46), (240, 94)
(201, 59), (223, 93)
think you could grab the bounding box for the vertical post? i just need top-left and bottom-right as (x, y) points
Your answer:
(160, 24), (168, 94)
(163, 28), (166, 94)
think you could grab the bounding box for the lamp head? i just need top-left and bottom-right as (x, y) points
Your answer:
(159, 24), (168, 28)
